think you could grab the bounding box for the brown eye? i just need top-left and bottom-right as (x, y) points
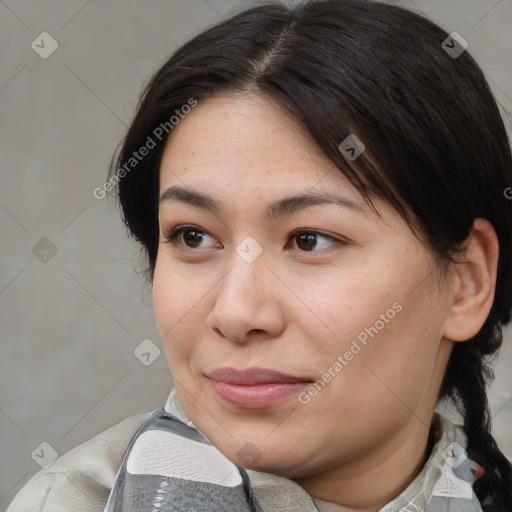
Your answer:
(163, 225), (219, 249)
(182, 229), (206, 248)
(295, 233), (318, 251)
(290, 229), (341, 252)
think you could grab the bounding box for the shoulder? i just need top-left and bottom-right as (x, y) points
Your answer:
(6, 410), (155, 512)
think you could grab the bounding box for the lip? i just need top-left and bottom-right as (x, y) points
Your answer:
(206, 367), (313, 409)
(207, 366), (312, 385)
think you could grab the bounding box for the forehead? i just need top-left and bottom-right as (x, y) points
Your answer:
(159, 92), (360, 195)
(156, 94), (415, 240)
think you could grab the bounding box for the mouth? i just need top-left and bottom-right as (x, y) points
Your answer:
(206, 366), (314, 409)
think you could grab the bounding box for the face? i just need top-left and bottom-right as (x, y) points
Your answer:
(153, 92), (454, 480)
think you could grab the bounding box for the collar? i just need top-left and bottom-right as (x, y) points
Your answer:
(164, 388), (484, 511)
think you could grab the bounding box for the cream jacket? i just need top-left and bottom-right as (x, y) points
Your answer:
(6, 388), (482, 512)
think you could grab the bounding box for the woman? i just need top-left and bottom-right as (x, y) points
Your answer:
(8, 0), (512, 510)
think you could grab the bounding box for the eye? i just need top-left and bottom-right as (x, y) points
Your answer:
(162, 225), (345, 253)
(288, 229), (343, 252)
(162, 225), (220, 249)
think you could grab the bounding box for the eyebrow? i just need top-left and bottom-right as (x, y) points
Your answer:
(159, 185), (367, 219)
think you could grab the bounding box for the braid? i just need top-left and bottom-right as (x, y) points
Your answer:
(440, 320), (512, 510)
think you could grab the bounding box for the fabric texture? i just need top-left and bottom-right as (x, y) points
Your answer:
(6, 387), (484, 511)
(103, 409), (264, 511)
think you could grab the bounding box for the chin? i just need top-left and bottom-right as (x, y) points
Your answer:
(223, 441), (312, 477)
(244, 458), (320, 481)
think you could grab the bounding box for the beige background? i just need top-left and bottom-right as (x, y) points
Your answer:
(1, 0), (511, 508)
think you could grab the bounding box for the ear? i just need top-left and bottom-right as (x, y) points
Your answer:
(442, 218), (499, 342)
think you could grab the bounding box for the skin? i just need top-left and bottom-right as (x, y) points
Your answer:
(152, 92), (499, 511)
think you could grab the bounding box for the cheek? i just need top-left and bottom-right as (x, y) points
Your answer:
(307, 260), (441, 404)
(152, 258), (202, 364)
(325, 289), (442, 420)
(301, 267), (399, 357)
(152, 255), (205, 330)
(152, 264), (178, 333)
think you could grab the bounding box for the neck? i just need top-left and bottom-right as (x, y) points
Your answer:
(294, 413), (438, 511)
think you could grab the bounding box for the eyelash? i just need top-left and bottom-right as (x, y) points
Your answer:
(162, 224), (345, 253)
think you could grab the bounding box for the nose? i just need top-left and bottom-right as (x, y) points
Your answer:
(206, 251), (286, 344)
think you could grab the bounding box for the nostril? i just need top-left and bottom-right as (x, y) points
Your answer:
(212, 327), (224, 338)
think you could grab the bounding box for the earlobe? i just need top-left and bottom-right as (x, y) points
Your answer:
(442, 218), (499, 343)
